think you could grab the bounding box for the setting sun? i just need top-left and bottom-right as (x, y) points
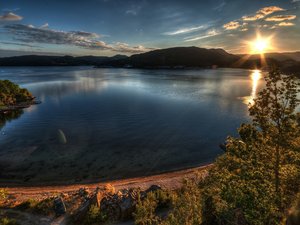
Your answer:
(253, 39), (268, 53)
(248, 33), (274, 54)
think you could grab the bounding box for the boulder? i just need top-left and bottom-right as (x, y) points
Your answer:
(54, 197), (66, 216)
(146, 185), (162, 193)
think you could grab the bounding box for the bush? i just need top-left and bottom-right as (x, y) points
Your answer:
(0, 80), (33, 106)
(82, 204), (108, 225)
(0, 189), (7, 200)
(15, 198), (54, 216)
(0, 218), (19, 225)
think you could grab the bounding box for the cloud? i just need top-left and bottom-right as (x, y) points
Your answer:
(242, 6), (284, 21)
(4, 24), (152, 54)
(0, 12), (23, 21)
(113, 42), (156, 54)
(40, 23), (49, 29)
(242, 14), (265, 21)
(164, 25), (205, 35)
(258, 6), (284, 15)
(223, 21), (240, 30)
(184, 29), (220, 42)
(265, 15), (297, 21)
(278, 22), (295, 26)
(213, 1), (226, 11)
(0, 41), (38, 48)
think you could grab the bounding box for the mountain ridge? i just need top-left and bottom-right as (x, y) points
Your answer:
(0, 47), (299, 76)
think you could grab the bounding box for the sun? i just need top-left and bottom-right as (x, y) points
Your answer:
(253, 39), (268, 53)
(248, 33), (273, 54)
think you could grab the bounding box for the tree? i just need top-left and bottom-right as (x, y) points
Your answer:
(201, 69), (300, 224)
(248, 69), (300, 209)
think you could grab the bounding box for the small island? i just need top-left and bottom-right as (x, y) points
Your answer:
(0, 80), (39, 113)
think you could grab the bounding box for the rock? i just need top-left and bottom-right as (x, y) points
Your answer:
(146, 185), (162, 193)
(78, 187), (89, 197)
(104, 183), (115, 195)
(53, 197), (66, 216)
(91, 191), (103, 208)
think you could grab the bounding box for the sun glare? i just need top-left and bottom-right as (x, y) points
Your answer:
(253, 39), (268, 53)
(248, 33), (273, 54)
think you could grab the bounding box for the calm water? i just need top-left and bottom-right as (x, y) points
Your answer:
(0, 67), (263, 184)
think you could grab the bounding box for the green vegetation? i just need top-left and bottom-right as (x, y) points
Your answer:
(0, 218), (19, 225)
(0, 80), (33, 107)
(15, 198), (54, 216)
(134, 70), (300, 225)
(82, 204), (109, 225)
(0, 189), (7, 200)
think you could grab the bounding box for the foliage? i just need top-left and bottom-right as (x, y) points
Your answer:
(0, 189), (7, 200)
(82, 204), (108, 225)
(286, 193), (300, 225)
(0, 218), (19, 225)
(134, 182), (201, 225)
(15, 198), (54, 216)
(201, 69), (300, 225)
(0, 80), (33, 107)
(134, 192), (161, 225)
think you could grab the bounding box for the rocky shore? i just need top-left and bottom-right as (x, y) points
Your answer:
(0, 165), (211, 225)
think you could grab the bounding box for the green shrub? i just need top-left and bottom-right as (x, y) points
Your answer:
(15, 198), (54, 216)
(0, 217), (19, 225)
(0, 189), (7, 200)
(83, 204), (108, 225)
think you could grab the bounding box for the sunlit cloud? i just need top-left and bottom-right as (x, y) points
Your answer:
(242, 14), (265, 21)
(242, 6), (284, 21)
(258, 6), (284, 15)
(223, 21), (240, 30)
(265, 15), (297, 21)
(278, 22), (295, 26)
(0, 12), (23, 21)
(164, 25), (205, 35)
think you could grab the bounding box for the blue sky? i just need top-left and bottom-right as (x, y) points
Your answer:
(0, 0), (299, 56)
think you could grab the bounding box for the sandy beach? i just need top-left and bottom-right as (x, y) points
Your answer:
(3, 164), (212, 201)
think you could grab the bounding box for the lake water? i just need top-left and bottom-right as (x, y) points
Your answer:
(0, 67), (264, 184)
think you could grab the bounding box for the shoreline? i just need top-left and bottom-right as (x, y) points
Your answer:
(2, 164), (212, 200)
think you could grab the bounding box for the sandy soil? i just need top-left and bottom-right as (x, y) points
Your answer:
(3, 164), (212, 201)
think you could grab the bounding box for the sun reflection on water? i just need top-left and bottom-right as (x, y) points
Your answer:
(243, 70), (262, 105)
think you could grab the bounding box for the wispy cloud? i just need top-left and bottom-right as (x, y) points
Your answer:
(265, 15), (297, 21)
(164, 25), (205, 35)
(213, 1), (226, 12)
(223, 21), (240, 30)
(4, 24), (153, 54)
(184, 29), (220, 42)
(0, 12), (23, 21)
(0, 41), (38, 48)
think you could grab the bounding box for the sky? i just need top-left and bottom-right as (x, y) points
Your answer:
(0, 0), (299, 57)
